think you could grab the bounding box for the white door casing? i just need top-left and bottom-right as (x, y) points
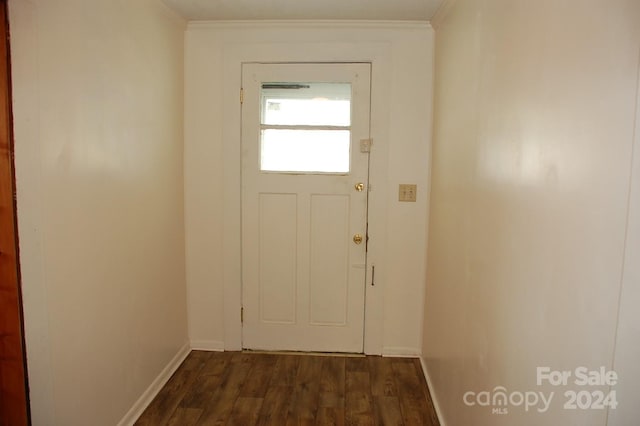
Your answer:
(241, 63), (371, 352)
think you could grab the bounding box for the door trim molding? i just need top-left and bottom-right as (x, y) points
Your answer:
(221, 42), (392, 354)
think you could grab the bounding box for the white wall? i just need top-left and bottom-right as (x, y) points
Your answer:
(10, 1), (188, 424)
(185, 22), (434, 355)
(423, 0), (640, 425)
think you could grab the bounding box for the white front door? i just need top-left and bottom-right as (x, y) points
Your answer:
(241, 63), (371, 353)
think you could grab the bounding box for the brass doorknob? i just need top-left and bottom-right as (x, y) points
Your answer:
(353, 234), (363, 244)
(355, 183), (365, 192)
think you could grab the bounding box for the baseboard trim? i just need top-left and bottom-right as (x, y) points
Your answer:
(190, 339), (225, 351)
(381, 346), (421, 357)
(419, 356), (446, 426)
(117, 342), (191, 426)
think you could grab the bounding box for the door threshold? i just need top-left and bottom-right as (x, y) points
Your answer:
(242, 349), (365, 358)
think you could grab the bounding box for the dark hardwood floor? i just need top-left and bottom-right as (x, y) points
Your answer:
(135, 351), (440, 426)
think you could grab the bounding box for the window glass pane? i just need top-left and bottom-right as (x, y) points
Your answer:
(261, 129), (350, 173)
(262, 83), (351, 126)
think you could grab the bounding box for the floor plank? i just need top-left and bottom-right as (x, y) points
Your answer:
(368, 356), (398, 397)
(257, 385), (293, 426)
(345, 357), (368, 373)
(319, 391), (344, 409)
(196, 353), (253, 425)
(345, 371), (374, 425)
(135, 351), (439, 426)
(316, 407), (345, 426)
(320, 357), (346, 395)
(286, 356), (323, 425)
(269, 354), (300, 387)
(180, 374), (223, 409)
(392, 360), (438, 426)
(241, 354), (277, 397)
(200, 351), (233, 376)
(167, 407), (203, 426)
(372, 396), (404, 426)
(135, 351), (210, 425)
(228, 397), (263, 426)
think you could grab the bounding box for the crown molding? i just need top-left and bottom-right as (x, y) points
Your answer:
(153, 0), (188, 28)
(430, 0), (457, 30)
(187, 20), (432, 31)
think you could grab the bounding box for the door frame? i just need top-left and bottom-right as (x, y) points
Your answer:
(0, 0), (30, 423)
(220, 41), (393, 354)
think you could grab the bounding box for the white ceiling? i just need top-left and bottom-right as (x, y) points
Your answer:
(161, 0), (445, 21)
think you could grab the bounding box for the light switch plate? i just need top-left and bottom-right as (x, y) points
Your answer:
(399, 184), (417, 202)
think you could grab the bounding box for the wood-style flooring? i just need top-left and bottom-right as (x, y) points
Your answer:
(135, 351), (440, 426)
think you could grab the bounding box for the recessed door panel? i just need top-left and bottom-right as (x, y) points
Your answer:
(259, 193), (297, 324)
(309, 194), (350, 326)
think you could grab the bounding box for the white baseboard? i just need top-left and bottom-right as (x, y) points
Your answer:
(117, 342), (191, 426)
(190, 339), (225, 351)
(381, 346), (421, 357)
(419, 356), (446, 426)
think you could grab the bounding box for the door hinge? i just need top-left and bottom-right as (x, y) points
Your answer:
(241, 306), (244, 323)
(240, 88), (244, 104)
(365, 224), (369, 252)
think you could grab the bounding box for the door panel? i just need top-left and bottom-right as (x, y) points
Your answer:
(259, 193), (297, 324)
(309, 194), (349, 326)
(242, 63), (371, 353)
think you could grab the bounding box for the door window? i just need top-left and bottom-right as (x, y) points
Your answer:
(260, 82), (352, 173)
